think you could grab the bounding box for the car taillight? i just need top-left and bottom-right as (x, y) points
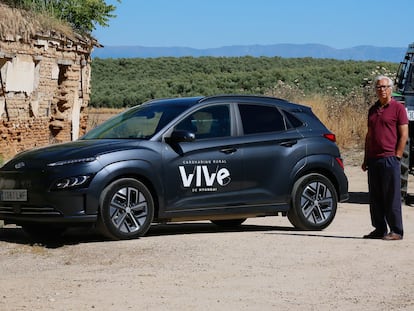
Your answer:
(335, 157), (345, 170)
(323, 133), (336, 142)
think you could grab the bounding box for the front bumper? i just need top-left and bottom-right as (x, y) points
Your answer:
(0, 185), (98, 226)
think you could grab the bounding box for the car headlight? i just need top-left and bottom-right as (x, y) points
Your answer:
(47, 157), (96, 167)
(52, 175), (93, 190)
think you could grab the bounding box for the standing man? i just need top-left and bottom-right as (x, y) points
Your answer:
(362, 75), (408, 240)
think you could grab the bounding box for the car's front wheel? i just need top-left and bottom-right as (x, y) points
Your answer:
(98, 178), (154, 240)
(288, 173), (337, 230)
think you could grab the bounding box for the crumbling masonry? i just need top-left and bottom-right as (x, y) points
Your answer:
(0, 5), (97, 160)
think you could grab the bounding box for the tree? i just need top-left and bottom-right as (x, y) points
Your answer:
(1, 0), (119, 34)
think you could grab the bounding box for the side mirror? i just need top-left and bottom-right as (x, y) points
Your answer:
(165, 130), (195, 144)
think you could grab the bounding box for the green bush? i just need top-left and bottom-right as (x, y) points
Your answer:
(91, 56), (398, 108)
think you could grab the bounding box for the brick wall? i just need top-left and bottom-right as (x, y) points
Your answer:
(0, 32), (94, 161)
(0, 118), (50, 157)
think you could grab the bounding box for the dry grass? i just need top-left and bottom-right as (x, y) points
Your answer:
(266, 81), (370, 150)
(0, 3), (40, 42)
(0, 3), (75, 42)
(302, 94), (367, 150)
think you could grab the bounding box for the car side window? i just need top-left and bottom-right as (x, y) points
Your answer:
(238, 104), (286, 134)
(175, 105), (230, 139)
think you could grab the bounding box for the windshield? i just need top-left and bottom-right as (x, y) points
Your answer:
(406, 65), (414, 94)
(82, 104), (188, 139)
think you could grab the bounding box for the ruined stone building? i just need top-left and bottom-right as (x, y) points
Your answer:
(0, 4), (98, 160)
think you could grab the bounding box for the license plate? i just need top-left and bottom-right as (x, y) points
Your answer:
(0, 189), (27, 202)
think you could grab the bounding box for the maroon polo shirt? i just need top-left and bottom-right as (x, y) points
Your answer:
(367, 98), (408, 159)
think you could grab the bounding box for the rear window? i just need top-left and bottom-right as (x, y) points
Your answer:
(284, 110), (304, 128)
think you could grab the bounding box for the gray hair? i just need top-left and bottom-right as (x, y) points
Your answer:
(374, 75), (394, 88)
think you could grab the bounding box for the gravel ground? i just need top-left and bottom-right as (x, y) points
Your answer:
(1, 164), (414, 311)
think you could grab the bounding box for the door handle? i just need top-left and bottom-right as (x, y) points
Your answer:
(279, 140), (297, 147)
(220, 148), (237, 154)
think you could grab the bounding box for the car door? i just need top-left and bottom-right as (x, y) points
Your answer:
(161, 104), (244, 216)
(234, 103), (306, 205)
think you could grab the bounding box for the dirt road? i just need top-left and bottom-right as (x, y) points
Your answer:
(1, 165), (414, 311)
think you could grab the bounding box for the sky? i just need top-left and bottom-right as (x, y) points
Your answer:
(92, 0), (414, 49)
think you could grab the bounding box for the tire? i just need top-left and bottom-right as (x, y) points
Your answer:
(400, 138), (410, 202)
(98, 178), (154, 240)
(22, 224), (66, 241)
(211, 219), (246, 227)
(287, 173), (338, 230)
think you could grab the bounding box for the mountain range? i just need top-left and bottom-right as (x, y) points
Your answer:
(91, 43), (407, 63)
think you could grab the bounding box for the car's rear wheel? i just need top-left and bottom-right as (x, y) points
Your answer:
(288, 173), (337, 230)
(210, 218), (246, 227)
(98, 178), (154, 240)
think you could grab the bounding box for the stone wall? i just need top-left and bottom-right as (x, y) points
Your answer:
(0, 30), (94, 161)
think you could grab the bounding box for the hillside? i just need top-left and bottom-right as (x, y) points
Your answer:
(92, 43), (406, 63)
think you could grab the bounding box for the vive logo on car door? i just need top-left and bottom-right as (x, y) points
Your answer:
(179, 163), (231, 192)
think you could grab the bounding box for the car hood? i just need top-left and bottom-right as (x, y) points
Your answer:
(2, 139), (143, 170)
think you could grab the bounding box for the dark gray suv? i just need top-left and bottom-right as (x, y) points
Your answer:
(0, 95), (348, 240)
